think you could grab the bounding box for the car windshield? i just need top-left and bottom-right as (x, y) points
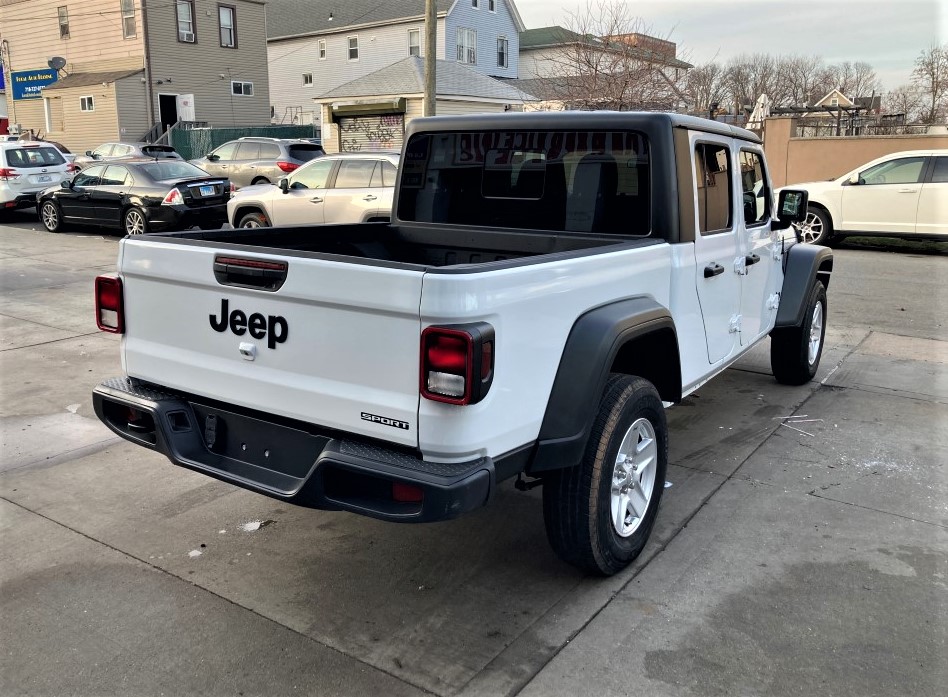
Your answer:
(287, 144), (325, 162)
(4, 146), (66, 168)
(138, 161), (210, 180)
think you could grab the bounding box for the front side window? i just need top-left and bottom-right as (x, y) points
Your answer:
(231, 81), (253, 96)
(302, 72), (313, 87)
(408, 29), (421, 57)
(497, 37), (508, 68)
(858, 157), (926, 186)
(290, 160), (334, 189)
(176, 0), (196, 42)
(695, 142), (733, 233)
(219, 5), (236, 48)
(348, 36), (359, 61)
(457, 28), (476, 64)
(58, 6), (70, 39)
(80, 95), (95, 112)
(93, 144), (114, 158)
(211, 142), (238, 160)
(318, 39), (326, 60)
(121, 0), (136, 38)
(739, 150), (770, 225)
(74, 165), (105, 187)
(398, 130), (651, 234)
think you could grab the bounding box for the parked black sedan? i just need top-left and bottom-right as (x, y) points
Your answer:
(38, 160), (232, 235)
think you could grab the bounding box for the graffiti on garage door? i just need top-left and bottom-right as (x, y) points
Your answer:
(339, 114), (404, 152)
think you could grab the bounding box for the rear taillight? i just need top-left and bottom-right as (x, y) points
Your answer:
(420, 323), (494, 405)
(162, 188), (184, 205)
(229, 181), (236, 193)
(66, 163), (80, 173)
(95, 275), (124, 333)
(276, 161), (299, 173)
(0, 168), (20, 181)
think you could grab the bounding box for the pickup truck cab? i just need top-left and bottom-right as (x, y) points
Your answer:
(93, 113), (831, 575)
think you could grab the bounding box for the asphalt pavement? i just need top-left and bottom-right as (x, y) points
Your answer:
(1, 212), (945, 697)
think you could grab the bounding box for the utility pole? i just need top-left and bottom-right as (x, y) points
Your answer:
(424, 0), (436, 116)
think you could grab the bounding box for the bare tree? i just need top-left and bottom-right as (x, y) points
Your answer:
(683, 61), (727, 115)
(912, 44), (948, 123)
(885, 84), (925, 122)
(539, 0), (687, 111)
(778, 55), (826, 106)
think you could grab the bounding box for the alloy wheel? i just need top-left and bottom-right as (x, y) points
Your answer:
(808, 301), (824, 366)
(125, 210), (146, 235)
(610, 417), (658, 537)
(798, 212), (823, 244)
(41, 203), (59, 231)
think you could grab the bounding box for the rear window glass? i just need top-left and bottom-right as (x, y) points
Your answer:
(141, 146), (177, 158)
(4, 146), (66, 168)
(398, 130), (650, 234)
(138, 161), (210, 180)
(287, 144), (325, 162)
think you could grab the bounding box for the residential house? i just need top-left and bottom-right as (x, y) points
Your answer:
(266, 0), (524, 129)
(0, 0), (271, 153)
(515, 25), (691, 111)
(313, 56), (533, 152)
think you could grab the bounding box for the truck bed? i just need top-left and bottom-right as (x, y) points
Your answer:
(152, 222), (660, 270)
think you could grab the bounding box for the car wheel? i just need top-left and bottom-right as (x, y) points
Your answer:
(796, 206), (832, 245)
(238, 211), (269, 228)
(251, 177), (271, 185)
(771, 281), (827, 385)
(123, 207), (149, 235)
(40, 201), (64, 233)
(543, 374), (668, 576)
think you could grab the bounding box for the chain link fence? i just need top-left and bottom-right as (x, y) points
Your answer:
(170, 125), (320, 160)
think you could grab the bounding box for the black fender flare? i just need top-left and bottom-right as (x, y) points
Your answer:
(774, 243), (833, 329)
(528, 297), (679, 474)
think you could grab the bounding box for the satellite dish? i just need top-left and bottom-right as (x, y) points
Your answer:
(48, 56), (67, 71)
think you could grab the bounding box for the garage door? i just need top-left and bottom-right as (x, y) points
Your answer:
(338, 114), (404, 152)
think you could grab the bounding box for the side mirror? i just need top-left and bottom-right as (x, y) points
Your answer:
(207, 154), (220, 162)
(772, 189), (809, 233)
(85, 150), (94, 157)
(848, 173), (860, 185)
(61, 180), (72, 189)
(278, 178), (290, 193)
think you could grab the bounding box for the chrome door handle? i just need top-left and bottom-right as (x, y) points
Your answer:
(897, 188), (917, 193)
(363, 195), (377, 201)
(310, 197), (323, 203)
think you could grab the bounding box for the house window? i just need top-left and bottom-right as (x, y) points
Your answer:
(408, 28), (421, 57)
(830, 97), (839, 107)
(302, 72), (313, 87)
(457, 28), (476, 64)
(231, 81), (253, 96)
(348, 36), (359, 61)
(80, 95), (94, 112)
(497, 37), (508, 68)
(176, 0), (196, 42)
(57, 6), (70, 39)
(121, 0), (136, 38)
(318, 39), (326, 60)
(219, 5), (236, 48)
(489, 0), (495, 10)
(472, 0), (478, 7)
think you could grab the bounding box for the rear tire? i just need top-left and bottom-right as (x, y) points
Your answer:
(238, 211), (269, 228)
(771, 281), (827, 385)
(40, 200), (64, 233)
(543, 374), (668, 576)
(123, 207), (149, 235)
(251, 177), (270, 185)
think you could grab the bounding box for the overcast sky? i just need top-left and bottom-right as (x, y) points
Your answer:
(514, 0), (946, 90)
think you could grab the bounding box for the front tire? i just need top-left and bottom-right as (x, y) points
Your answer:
(40, 201), (64, 233)
(797, 206), (832, 245)
(123, 207), (149, 235)
(771, 281), (827, 385)
(238, 211), (269, 228)
(543, 375), (668, 576)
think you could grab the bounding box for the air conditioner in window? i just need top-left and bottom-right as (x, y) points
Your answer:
(180, 31), (195, 42)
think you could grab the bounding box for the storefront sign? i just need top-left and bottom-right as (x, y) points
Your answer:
(11, 69), (58, 100)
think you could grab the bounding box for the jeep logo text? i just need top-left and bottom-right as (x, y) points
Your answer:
(210, 298), (288, 349)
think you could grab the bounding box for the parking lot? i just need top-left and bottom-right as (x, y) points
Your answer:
(1, 214), (945, 697)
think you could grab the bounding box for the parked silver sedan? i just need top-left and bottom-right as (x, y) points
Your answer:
(226, 152), (399, 228)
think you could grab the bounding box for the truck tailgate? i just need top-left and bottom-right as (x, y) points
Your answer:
(119, 239), (423, 447)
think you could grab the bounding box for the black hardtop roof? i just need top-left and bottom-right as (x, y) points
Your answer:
(405, 111), (762, 144)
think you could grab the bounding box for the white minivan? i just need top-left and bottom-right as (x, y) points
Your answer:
(0, 142), (74, 212)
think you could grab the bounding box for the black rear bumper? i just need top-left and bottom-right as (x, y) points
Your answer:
(92, 377), (494, 522)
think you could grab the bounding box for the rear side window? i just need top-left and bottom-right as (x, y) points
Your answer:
(258, 143), (281, 159)
(4, 146), (66, 167)
(287, 144), (325, 162)
(398, 130), (650, 234)
(101, 166), (132, 186)
(381, 160), (398, 187)
(695, 142), (732, 233)
(931, 157), (948, 183)
(334, 160), (376, 188)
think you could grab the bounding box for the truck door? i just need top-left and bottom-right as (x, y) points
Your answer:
(692, 138), (741, 364)
(737, 148), (779, 345)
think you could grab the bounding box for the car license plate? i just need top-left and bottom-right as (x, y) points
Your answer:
(38, 175), (52, 182)
(199, 185), (215, 197)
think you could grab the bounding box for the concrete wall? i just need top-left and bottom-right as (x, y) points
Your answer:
(763, 116), (948, 187)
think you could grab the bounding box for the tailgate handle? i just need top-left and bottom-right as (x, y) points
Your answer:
(213, 255), (288, 292)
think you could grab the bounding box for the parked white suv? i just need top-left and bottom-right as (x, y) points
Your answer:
(0, 142), (73, 212)
(790, 149), (948, 244)
(227, 152), (399, 228)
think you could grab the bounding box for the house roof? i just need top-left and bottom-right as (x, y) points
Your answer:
(266, 0), (452, 40)
(519, 25), (692, 70)
(315, 57), (536, 102)
(520, 26), (589, 49)
(42, 69), (144, 91)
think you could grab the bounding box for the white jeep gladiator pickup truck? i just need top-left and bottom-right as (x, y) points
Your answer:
(92, 113), (832, 575)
